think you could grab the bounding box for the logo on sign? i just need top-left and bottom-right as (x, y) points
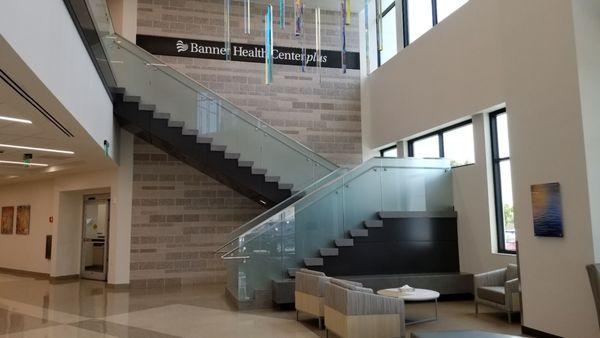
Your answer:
(176, 40), (189, 53)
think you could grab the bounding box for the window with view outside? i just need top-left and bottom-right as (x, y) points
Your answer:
(406, 0), (433, 44)
(378, 0), (397, 66)
(491, 111), (516, 253)
(381, 146), (398, 158)
(408, 121), (475, 167)
(411, 134), (440, 158)
(401, 0), (470, 47)
(442, 123), (475, 166)
(436, 0), (469, 22)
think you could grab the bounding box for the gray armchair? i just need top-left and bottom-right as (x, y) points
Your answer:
(324, 278), (405, 338)
(586, 264), (600, 328)
(474, 264), (520, 323)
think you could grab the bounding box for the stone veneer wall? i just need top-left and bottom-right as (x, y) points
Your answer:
(130, 138), (266, 288)
(130, 0), (361, 287)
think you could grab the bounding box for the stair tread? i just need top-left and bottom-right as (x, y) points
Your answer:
(168, 121), (185, 128)
(252, 168), (268, 175)
(278, 183), (293, 190)
(182, 129), (199, 135)
(211, 145), (227, 152)
(287, 268), (299, 277)
(196, 136), (213, 144)
(304, 258), (323, 267)
(378, 211), (457, 219)
(320, 248), (339, 257)
(139, 104), (156, 112)
(265, 176), (280, 182)
(364, 220), (383, 228)
(335, 238), (354, 247)
(350, 229), (368, 237)
(123, 95), (140, 102)
(153, 112), (170, 120)
(238, 161), (254, 167)
(224, 153), (241, 159)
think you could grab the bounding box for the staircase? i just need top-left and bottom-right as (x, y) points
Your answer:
(113, 90), (293, 206)
(79, 0), (458, 310)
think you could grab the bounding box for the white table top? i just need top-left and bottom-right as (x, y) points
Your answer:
(377, 288), (440, 301)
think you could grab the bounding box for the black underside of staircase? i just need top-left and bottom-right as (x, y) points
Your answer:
(113, 91), (292, 207)
(311, 213), (460, 277)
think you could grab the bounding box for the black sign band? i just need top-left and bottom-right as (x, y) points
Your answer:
(136, 34), (360, 70)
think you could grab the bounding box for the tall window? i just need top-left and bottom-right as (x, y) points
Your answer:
(380, 145), (398, 158)
(408, 120), (475, 167)
(378, 0), (398, 65)
(490, 110), (516, 253)
(402, 0), (469, 46)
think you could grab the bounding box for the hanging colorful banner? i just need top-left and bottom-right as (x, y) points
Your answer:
(364, 0), (369, 73)
(315, 7), (322, 79)
(341, 0), (347, 73)
(279, 0), (285, 30)
(265, 4), (274, 84)
(224, 0), (231, 60)
(244, 0), (251, 34)
(294, 0), (303, 36)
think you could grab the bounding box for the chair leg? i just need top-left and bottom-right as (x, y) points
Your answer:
(318, 317), (323, 330)
(475, 302), (479, 316)
(326, 328), (329, 338)
(296, 310), (299, 321)
(507, 311), (512, 324)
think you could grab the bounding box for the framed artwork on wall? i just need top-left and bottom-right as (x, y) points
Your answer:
(531, 183), (563, 237)
(1, 206), (14, 234)
(16, 205), (31, 235)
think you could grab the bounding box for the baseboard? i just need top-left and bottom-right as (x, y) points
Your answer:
(521, 325), (563, 338)
(49, 274), (80, 283)
(0, 267), (49, 279)
(106, 283), (130, 290)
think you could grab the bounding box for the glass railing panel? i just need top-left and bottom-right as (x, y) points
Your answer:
(223, 158), (454, 302)
(342, 164), (384, 231)
(260, 134), (319, 189)
(293, 180), (345, 264)
(105, 36), (337, 189)
(217, 168), (348, 257)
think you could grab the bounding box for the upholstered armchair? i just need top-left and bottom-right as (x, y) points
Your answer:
(324, 278), (405, 338)
(586, 264), (600, 328)
(295, 269), (331, 328)
(474, 264), (520, 323)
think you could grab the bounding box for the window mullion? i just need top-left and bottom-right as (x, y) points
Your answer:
(431, 0), (438, 25)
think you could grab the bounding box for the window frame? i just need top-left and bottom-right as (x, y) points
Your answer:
(407, 119), (473, 162)
(402, 0), (467, 47)
(380, 145), (398, 157)
(377, 0), (397, 67)
(489, 108), (515, 254)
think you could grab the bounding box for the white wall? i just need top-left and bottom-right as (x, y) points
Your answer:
(361, 0), (599, 336)
(0, 0), (116, 160)
(572, 0), (600, 263)
(0, 180), (54, 274)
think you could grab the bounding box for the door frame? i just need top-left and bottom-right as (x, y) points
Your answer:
(80, 193), (111, 281)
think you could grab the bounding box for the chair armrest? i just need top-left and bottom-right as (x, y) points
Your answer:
(505, 278), (520, 294)
(474, 268), (506, 289)
(347, 292), (405, 317)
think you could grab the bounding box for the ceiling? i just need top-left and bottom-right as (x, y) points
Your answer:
(0, 37), (116, 186)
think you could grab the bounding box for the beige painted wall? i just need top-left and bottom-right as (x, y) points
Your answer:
(0, 180), (54, 274)
(361, 0), (599, 336)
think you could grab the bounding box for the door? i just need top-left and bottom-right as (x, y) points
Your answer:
(81, 194), (110, 281)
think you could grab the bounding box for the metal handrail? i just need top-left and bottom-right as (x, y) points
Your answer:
(213, 167), (348, 254)
(218, 157), (452, 259)
(110, 34), (339, 171)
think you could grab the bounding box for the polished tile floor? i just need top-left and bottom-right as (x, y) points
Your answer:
(0, 272), (524, 337)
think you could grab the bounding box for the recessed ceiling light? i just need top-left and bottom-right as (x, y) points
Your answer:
(0, 115), (32, 124)
(0, 160), (48, 167)
(0, 144), (74, 155)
